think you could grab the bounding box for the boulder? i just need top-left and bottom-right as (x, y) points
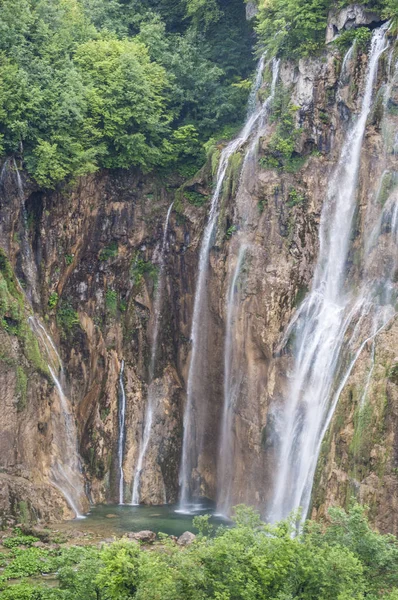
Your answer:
(326, 4), (382, 43)
(246, 1), (258, 21)
(177, 531), (196, 546)
(129, 530), (156, 544)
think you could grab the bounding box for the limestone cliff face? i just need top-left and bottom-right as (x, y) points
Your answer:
(0, 15), (397, 533)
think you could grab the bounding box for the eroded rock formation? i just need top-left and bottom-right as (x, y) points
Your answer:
(0, 14), (397, 535)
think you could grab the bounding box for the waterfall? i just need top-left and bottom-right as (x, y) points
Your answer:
(179, 54), (271, 512)
(118, 360), (126, 504)
(28, 316), (86, 518)
(12, 160), (39, 305)
(131, 202), (174, 505)
(267, 25), (390, 525)
(216, 58), (280, 515)
(216, 245), (247, 514)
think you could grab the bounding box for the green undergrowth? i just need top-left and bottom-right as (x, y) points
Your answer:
(259, 86), (306, 173)
(99, 243), (118, 262)
(56, 300), (80, 339)
(130, 253), (158, 287)
(1, 504), (398, 599)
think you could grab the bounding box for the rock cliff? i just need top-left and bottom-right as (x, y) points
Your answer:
(0, 13), (397, 534)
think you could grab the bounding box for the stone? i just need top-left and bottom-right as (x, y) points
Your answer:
(326, 4), (381, 43)
(129, 530), (156, 543)
(245, 1), (258, 20)
(177, 531), (196, 546)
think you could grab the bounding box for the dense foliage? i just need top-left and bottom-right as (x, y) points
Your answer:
(0, 0), (254, 187)
(1, 504), (398, 599)
(254, 0), (398, 58)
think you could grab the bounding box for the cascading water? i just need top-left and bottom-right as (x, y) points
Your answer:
(118, 360), (127, 504)
(131, 202), (174, 505)
(28, 316), (86, 518)
(12, 160), (39, 305)
(267, 25), (390, 525)
(216, 245), (247, 514)
(216, 58), (280, 515)
(179, 54), (274, 512)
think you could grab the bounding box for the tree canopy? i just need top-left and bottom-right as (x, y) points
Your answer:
(0, 0), (254, 187)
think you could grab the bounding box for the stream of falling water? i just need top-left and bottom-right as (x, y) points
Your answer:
(179, 54), (270, 512)
(216, 58), (280, 515)
(28, 316), (86, 518)
(13, 160), (39, 305)
(1, 161), (86, 517)
(118, 360), (126, 504)
(131, 202), (174, 505)
(267, 25), (391, 525)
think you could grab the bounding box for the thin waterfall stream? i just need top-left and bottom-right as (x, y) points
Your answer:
(118, 360), (127, 504)
(267, 24), (391, 525)
(179, 54), (272, 512)
(29, 316), (86, 518)
(1, 160), (86, 518)
(131, 202), (174, 505)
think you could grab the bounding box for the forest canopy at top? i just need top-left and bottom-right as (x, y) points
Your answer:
(0, 0), (396, 188)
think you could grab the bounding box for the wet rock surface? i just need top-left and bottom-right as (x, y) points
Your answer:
(0, 29), (397, 535)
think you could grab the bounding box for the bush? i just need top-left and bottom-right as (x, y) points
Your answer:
(1, 505), (398, 598)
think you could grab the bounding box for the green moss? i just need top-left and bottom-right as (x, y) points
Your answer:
(376, 171), (397, 206)
(225, 225), (237, 239)
(258, 197), (268, 214)
(224, 151), (243, 199)
(130, 253), (158, 286)
(287, 188), (306, 207)
(260, 86), (305, 173)
(18, 501), (30, 526)
(48, 292), (58, 309)
(211, 147), (221, 177)
(100, 407), (110, 421)
(105, 289), (118, 317)
(16, 366), (28, 411)
(184, 190), (208, 207)
(99, 242), (118, 262)
(388, 363), (398, 385)
(293, 284), (309, 308)
(23, 331), (48, 375)
(350, 403), (373, 459)
(57, 300), (80, 338)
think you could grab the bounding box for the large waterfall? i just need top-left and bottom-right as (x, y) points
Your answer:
(131, 202), (174, 505)
(179, 54), (270, 511)
(267, 24), (391, 525)
(216, 58), (280, 515)
(29, 316), (87, 518)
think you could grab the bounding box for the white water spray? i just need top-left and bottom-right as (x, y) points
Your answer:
(28, 316), (86, 518)
(131, 202), (174, 505)
(217, 244), (247, 514)
(267, 25), (390, 525)
(12, 160), (39, 305)
(179, 54), (272, 511)
(216, 58), (280, 514)
(118, 360), (126, 504)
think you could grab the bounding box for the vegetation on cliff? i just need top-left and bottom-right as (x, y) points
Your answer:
(254, 0), (398, 58)
(1, 0), (396, 187)
(0, 0), (253, 187)
(1, 505), (398, 599)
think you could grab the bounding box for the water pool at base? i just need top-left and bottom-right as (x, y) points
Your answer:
(60, 500), (229, 539)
